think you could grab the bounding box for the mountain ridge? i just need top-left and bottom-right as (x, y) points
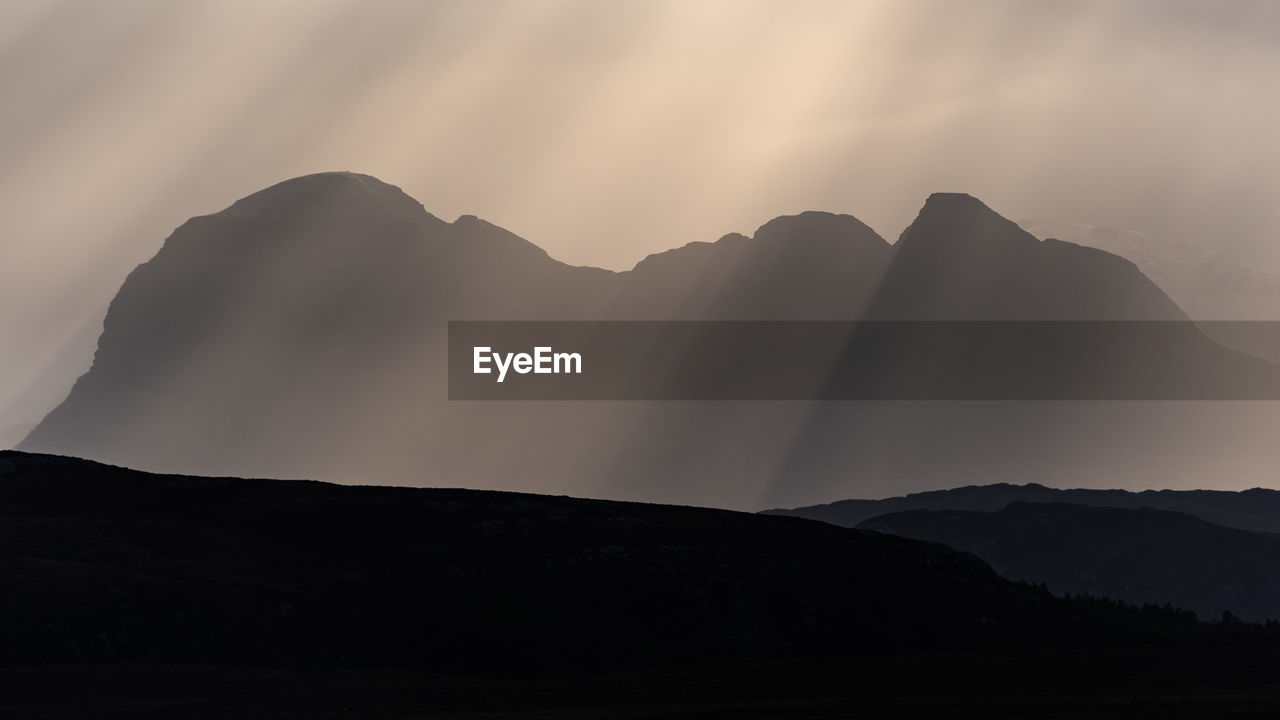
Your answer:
(765, 482), (1280, 534)
(0, 449), (1171, 671)
(858, 500), (1280, 622)
(20, 171), (1274, 507)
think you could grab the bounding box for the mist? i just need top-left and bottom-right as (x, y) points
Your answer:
(3, 0), (1279, 447)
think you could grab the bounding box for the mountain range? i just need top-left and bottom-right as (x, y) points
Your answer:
(19, 172), (1280, 508)
(10, 174), (1280, 715)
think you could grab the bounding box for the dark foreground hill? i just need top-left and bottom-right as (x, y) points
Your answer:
(766, 482), (1280, 534)
(6, 452), (1280, 718)
(859, 502), (1280, 623)
(0, 451), (1102, 672)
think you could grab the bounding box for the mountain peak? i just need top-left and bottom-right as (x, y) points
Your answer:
(923, 191), (990, 208)
(220, 171), (440, 225)
(896, 193), (1035, 252)
(861, 192), (1188, 319)
(753, 211), (887, 250)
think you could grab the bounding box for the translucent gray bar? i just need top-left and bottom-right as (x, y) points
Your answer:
(448, 321), (1280, 400)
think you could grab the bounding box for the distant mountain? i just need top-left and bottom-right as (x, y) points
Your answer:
(613, 196), (1189, 321)
(21, 172), (615, 484)
(764, 482), (1280, 534)
(1019, 220), (1280, 321)
(20, 173), (1280, 507)
(859, 501), (1280, 622)
(0, 451), (1178, 671)
(613, 211), (891, 319)
(869, 195), (1185, 320)
(1020, 219), (1280, 363)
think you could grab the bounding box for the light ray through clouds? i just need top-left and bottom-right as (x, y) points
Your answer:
(2, 0), (1279, 445)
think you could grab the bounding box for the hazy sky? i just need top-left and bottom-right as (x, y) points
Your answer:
(2, 0), (1279, 430)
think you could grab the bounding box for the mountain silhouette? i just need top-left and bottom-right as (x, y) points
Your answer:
(859, 501), (1280, 622)
(614, 211), (891, 319)
(12, 450), (1280, 718)
(1021, 219), (1280, 364)
(1020, 219), (1280, 322)
(0, 450), (1159, 670)
(764, 482), (1280, 534)
(21, 173), (613, 483)
(19, 172), (1280, 507)
(867, 194), (1186, 320)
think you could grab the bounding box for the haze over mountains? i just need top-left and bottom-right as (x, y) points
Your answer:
(12, 172), (1280, 715)
(0, 423), (35, 451)
(1020, 220), (1280, 322)
(1021, 219), (1280, 364)
(20, 172), (1280, 508)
